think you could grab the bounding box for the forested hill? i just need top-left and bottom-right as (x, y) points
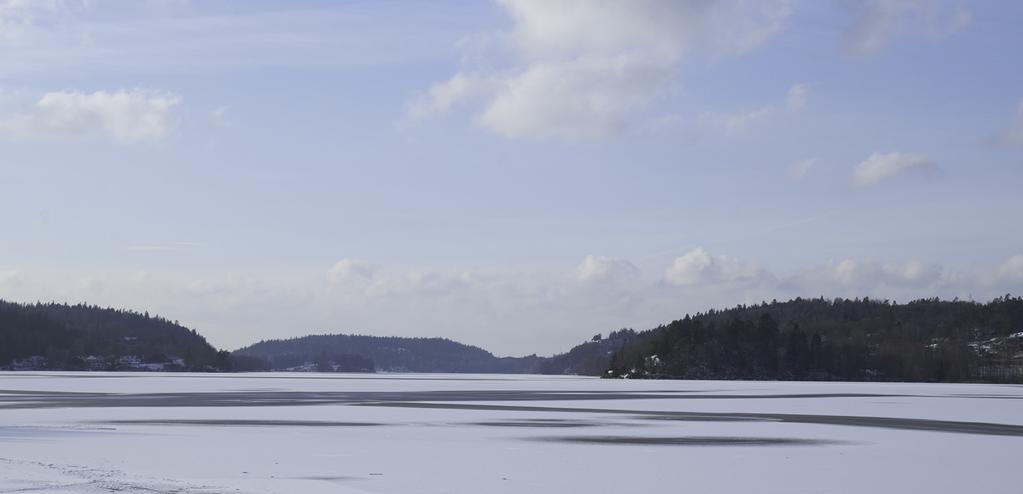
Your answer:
(233, 334), (546, 373)
(7, 296), (1023, 381)
(0, 300), (231, 371)
(605, 296), (1023, 383)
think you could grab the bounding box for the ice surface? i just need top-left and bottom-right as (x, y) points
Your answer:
(0, 372), (1021, 493)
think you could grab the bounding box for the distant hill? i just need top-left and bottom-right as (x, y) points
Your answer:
(604, 296), (1023, 382)
(0, 300), (232, 371)
(233, 334), (546, 373)
(233, 330), (639, 375)
(7, 296), (1022, 382)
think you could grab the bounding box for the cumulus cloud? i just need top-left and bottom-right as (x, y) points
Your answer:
(785, 258), (946, 295)
(664, 248), (712, 285)
(831, 259), (865, 286)
(882, 259), (943, 286)
(788, 158), (816, 180)
(327, 258), (376, 284)
(576, 255), (640, 283)
(844, 0), (971, 55)
(663, 248), (764, 286)
(972, 255), (1023, 296)
(852, 151), (939, 186)
(0, 89), (181, 142)
(477, 57), (674, 140)
(991, 255), (1023, 283)
(409, 0), (792, 140)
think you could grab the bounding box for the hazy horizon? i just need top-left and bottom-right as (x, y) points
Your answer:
(2, 0), (1022, 356)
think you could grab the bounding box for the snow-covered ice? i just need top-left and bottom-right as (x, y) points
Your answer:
(1, 372), (1021, 493)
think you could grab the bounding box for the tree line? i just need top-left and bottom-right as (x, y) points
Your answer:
(5, 295), (1022, 382)
(603, 296), (1023, 382)
(0, 300), (232, 371)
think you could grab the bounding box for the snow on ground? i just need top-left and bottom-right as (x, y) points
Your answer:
(0, 372), (1021, 493)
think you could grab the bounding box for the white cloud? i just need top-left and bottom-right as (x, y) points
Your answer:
(832, 259), (864, 285)
(785, 258), (945, 294)
(406, 72), (494, 119)
(209, 105), (230, 124)
(664, 248), (713, 285)
(0, 89), (181, 142)
(788, 158), (816, 180)
(364, 270), (473, 298)
(882, 259), (943, 286)
(663, 247), (764, 286)
(994, 255), (1023, 282)
(210, 106), (228, 118)
(974, 255), (1023, 293)
(699, 105), (773, 134)
(844, 0), (971, 55)
(575, 255), (640, 283)
(852, 151), (938, 186)
(0, 269), (21, 288)
(698, 83), (807, 134)
(784, 83), (807, 111)
(476, 57), (674, 140)
(327, 259), (376, 284)
(409, 0), (792, 140)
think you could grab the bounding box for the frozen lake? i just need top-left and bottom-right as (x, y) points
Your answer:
(1, 372), (1021, 493)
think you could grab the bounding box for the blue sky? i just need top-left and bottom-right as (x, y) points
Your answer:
(1, 0), (1021, 355)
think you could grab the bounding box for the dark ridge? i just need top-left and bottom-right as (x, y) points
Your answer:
(4, 295), (1022, 381)
(0, 299), (233, 372)
(232, 333), (545, 373)
(603, 295), (1023, 382)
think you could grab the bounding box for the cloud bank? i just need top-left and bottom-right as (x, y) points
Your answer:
(6, 248), (1020, 356)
